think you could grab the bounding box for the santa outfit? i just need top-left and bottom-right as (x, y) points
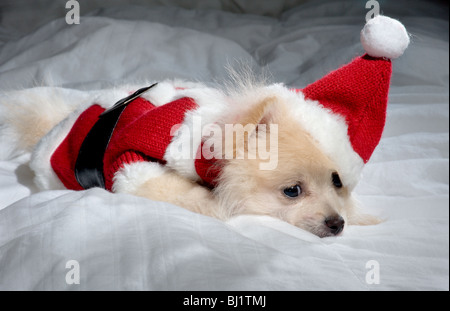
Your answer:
(35, 15), (409, 192)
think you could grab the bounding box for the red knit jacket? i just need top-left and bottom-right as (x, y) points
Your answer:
(51, 96), (219, 191)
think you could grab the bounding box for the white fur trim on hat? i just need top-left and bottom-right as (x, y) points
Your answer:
(226, 84), (365, 190)
(360, 15), (410, 59)
(288, 90), (365, 190)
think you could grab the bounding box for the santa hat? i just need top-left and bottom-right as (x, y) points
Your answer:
(294, 15), (410, 189)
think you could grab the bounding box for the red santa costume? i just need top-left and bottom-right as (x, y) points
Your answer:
(30, 15), (409, 192)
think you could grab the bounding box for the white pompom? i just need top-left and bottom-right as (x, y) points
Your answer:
(360, 15), (410, 59)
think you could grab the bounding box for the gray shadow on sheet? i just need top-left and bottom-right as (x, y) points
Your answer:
(15, 163), (40, 194)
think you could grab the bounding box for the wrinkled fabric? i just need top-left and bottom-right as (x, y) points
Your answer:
(0, 0), (448, 290)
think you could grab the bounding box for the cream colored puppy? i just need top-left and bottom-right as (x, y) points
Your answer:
(1, 76), (379, 239)
(1, 15), (410, 237)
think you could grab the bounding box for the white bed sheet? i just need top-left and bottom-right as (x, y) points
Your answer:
(0, 0), (448, 290)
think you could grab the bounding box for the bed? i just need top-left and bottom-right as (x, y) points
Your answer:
(0, 0), (448, 291)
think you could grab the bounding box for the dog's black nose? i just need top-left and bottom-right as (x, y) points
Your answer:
(325, 216), (345, 235)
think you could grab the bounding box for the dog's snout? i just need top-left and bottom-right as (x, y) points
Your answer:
(325, 216), (345, 235)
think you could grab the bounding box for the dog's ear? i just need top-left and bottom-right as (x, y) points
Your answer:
(238, 96), (277, 127)
(224, 96), (278, 159)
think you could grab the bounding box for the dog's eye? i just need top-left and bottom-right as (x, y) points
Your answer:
(283, 185), (302, 198)
(332, 172), (343, 188)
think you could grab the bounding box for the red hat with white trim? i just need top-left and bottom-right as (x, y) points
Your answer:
(295, 15), (409, 189)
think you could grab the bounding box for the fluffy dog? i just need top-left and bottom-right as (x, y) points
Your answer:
(0, 15), (409, 237)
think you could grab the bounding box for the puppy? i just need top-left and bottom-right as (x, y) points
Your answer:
(0, 71), (381, 238)
(1, 15), (410, 238)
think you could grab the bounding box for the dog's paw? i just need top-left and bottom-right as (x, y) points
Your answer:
(347, 212), (383, 226)
(113, 160), (220, 217)
(112, 161), (168, 194)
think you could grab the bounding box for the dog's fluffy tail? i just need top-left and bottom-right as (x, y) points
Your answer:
(0, 87), (78, 159)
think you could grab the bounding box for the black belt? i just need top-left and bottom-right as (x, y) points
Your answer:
(74, 83), (158, 189)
